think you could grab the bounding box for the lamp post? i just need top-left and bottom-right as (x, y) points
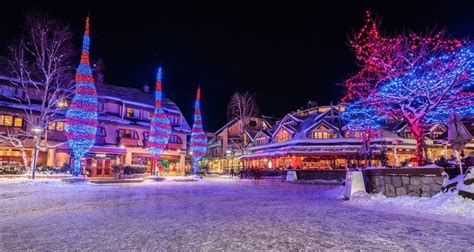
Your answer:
(31, 126), (43, 179)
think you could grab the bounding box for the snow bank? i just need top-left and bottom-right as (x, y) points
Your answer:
(347, 190), (474, 223)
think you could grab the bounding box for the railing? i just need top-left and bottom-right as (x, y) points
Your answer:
(143, 140), (184, 150)
(118, 137), (140, 147)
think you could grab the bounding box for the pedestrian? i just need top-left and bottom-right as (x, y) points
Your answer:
(230, 167), (235, 178)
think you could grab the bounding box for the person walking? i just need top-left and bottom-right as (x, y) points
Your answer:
(230, 167), (235, 178)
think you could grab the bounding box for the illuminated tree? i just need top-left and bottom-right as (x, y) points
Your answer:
(189, 87), (207, 174)
(344, 11), (474, 165)
(342, 100), (385, 138)
(148, 67), (171, 175)
(65, 17), (98, 176)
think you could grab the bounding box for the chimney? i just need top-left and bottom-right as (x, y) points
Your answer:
(143, 84), (150, 93)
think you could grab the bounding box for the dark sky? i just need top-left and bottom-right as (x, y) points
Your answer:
(1, 1), (474, 131)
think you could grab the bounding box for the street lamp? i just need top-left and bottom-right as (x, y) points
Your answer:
(31, 126), (43, 179)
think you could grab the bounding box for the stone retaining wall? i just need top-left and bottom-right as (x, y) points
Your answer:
(363, 168), (444, 197)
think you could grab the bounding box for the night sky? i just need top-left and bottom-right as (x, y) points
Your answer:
(1, 1), (474, 131)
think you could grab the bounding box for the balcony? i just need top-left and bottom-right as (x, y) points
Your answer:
(46, 131), (66, 142)
(96, 135), (107, 146)
(143, 140), (184, 150)
(118, 137), (140, 147)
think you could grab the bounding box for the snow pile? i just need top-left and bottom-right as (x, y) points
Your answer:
(348, 190), (474, 223)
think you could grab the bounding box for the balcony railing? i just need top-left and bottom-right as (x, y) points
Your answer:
(118, 137), (140, 147)
(143, 140), (184, 150)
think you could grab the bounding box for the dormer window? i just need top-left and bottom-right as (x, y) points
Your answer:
(308, 125), (337, 139)
(275, 128), (291, 142)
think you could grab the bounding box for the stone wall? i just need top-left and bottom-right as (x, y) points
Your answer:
(363, 168), (444, 197)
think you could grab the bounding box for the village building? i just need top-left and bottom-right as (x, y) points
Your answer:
(235, 103), (474, 170)
(0, 69), (191, 177)
(205, 116), (274, 173)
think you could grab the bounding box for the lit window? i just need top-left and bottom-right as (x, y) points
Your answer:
(48, 122), (56, 131)
(126, 108), (134, 117)
(4, 116), (12, 126)
(57, 100), (68, 108)
(13, 117), (22, 127)
(308, 125), (336, 139)
(56, 122), (64, 131)
(0, 115), (3, 126)
(275, 129), (290, 142)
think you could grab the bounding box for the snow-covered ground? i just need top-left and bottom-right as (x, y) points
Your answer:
(342, 188), (474, 224)
(0, 178), (472, 250)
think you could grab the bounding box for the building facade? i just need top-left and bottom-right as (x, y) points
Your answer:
(238, 104), (474, 170)
(0, 74), (191, 177)
(204, 116), (274, 173)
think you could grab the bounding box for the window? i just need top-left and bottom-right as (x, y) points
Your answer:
(254, 137), (268, 146)
(249, 120), (257, 127)
(56, 100), (68, 109)
(275, 129), (291, 142)
(143, 111), (152, 120)
(0, 115), (22, 127)
(48, 121), (65, 131)
(119, 129), (138, 139)
(14, 117), (23, 127)
(3, 116), (12, 126)
(168, 114), (180, 125)
(308, 125), (336, 139)
(143, 132), (149, 140)
(97, 127), (106, 136)
(126, 108), (141, 118)
(169, 135), (182, 144)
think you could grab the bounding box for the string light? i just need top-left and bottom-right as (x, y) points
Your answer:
(148, 67), (171, 159)
(343, 11), (474, 165)
(189, 87), (207, 174)
(65, 17), (98, 176)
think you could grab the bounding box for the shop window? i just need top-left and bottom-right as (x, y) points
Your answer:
(169, 135), (182, 144)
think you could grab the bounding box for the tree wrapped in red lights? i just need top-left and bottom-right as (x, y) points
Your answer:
(344, 11), (474, 165)
(65, 17), (98, 176)
(189, 87), (207, 174)
(148, 67), (171, 175)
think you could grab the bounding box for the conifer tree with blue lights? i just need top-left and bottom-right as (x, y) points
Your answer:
(148, 67), (171, 175)
(65, 17), (98, 176)
(189, 87), (207, 174)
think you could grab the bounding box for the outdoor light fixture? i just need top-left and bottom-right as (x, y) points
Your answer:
(31, 126), (43, 134)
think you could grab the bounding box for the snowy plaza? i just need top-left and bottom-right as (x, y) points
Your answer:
(0, 178), (472, 251)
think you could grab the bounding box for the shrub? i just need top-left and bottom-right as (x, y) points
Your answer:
(112, 164), (123, 173)
(123, 165), (147, 175)
(0, 166), (26, 175)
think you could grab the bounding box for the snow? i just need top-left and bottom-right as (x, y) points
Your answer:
(0, 178), (472, 250)
(345, 188), (474, 224)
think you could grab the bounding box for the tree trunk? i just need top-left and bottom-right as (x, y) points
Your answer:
(408, 121), (424, 166)
(20, 147), (29, 173)
(31, 145), (39, 179)
(72, 157), (82, 176)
